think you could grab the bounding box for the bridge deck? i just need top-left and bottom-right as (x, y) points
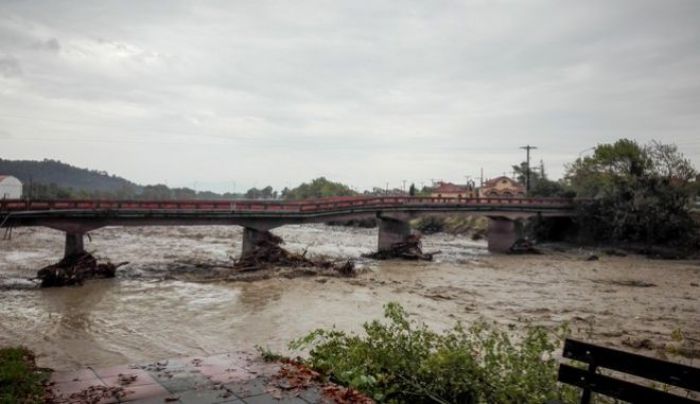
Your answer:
(1, 196), (576, 232)
(1, 196), (574, 214)
(1, 197), (577, 253)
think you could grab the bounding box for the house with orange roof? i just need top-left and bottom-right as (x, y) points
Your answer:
(478, 176), (525, 198)
(430, 181), (477, 198)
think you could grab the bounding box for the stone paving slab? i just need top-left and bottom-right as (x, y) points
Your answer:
(46, 352), (345, 404)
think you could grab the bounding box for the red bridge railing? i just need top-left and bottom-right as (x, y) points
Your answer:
(0, 196), (575, 214)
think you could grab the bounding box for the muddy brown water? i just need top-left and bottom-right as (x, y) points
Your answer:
(1, 225), (698, 370)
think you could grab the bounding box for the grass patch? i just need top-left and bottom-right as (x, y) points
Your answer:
(256, 345), (285, 363)
(0, 347), (49, 404)
(287, 303), (579, 403)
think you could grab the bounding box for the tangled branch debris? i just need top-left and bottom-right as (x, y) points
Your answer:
(234, 231), (356, 276)
(37, 252), (127, 288)
(364, 234), (438, 261)
(509, 239), (542, 254)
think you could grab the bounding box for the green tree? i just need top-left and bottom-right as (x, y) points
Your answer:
(283, 177), (356, 200)
(244, 185), (277, 200)
(512, 161), (569, 197)
(565, 139), (697, 247)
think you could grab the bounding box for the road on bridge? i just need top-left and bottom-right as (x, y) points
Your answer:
(1, 196), (576, 255)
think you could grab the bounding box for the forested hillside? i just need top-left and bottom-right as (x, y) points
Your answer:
(0, 158), (246, 199)
(0, 159), (140, 195)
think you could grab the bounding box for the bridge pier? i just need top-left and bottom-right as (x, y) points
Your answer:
(64, 232), (86, 258)
(241, 227), (268, 256)
(377, 217), (411, 252)
(486, 217), (518, 253)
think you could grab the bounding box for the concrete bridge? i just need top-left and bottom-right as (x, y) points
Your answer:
(0, 196), (575, 260)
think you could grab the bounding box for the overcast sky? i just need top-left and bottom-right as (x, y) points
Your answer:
(1, 0), (699, 192)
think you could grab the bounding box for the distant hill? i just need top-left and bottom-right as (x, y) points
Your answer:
(0, 159), (357, 201)
(0, 159), (141, 194)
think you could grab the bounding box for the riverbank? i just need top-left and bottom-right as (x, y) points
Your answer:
(0, 225), (698, 372)
(43, 350), (370, 403)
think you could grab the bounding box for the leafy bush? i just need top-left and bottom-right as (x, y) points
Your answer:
(289, 303), (578, 403)
(0, 347), (48, 404)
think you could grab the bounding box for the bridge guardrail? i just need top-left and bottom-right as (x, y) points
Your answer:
(1, 196), (576, 215)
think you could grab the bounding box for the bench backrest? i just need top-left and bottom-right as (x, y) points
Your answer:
(558, 338), (700, 404)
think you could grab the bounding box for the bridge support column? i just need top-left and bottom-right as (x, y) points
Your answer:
(378, 218), (411, 252)
(64, 232), (85, 258)
(242, 227), (267, 256)
(487, 217), (517, 253)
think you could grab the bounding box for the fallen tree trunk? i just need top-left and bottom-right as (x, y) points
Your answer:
(37, 253), (127, 288)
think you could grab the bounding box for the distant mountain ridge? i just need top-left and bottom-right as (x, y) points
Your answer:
(0, 158), (141, 193)
(0, 159), (359, 201)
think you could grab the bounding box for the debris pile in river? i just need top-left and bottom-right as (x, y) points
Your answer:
(234, 231), (356, 276)
(364, 234), (438, 261)
(37, 252), (127, 288)
(509, 239), (542, 254)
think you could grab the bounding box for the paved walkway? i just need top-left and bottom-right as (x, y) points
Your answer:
(47, 352), (341, 403)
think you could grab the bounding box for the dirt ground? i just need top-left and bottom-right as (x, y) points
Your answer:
(0, 225), (698, 370)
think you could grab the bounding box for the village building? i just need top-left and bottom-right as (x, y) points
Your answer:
(0, 175), (22, 199)
(430, 181), (477, 198)
(478, 176), (525, 198)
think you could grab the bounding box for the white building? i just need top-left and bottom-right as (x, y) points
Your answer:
(0, 175), (22, 199)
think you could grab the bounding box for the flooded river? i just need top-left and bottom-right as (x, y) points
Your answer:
(1, 225), (699, 370)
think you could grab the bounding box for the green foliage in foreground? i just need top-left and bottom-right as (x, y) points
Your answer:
(0, 347), (48, 404)
(289, 303), (578, 404)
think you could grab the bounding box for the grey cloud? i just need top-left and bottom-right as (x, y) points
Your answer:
(32, 37), (60, 51)
(0, 54), (21, 77)
(0, 0), (699, 190)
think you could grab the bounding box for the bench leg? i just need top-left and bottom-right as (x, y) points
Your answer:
(580, 362), (597, 404)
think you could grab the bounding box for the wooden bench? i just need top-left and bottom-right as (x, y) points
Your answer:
(553, 338), (700, 404)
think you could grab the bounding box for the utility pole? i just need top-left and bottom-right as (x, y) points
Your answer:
(480, 168), (484, 187)
(539, 159), (545, 179)
(402, 180), (406, 193)
(519, 145), (538, 193)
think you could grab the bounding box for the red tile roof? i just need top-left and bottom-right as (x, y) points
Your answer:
(483, 176), (524, 189)
(433, 182), (468, 194)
